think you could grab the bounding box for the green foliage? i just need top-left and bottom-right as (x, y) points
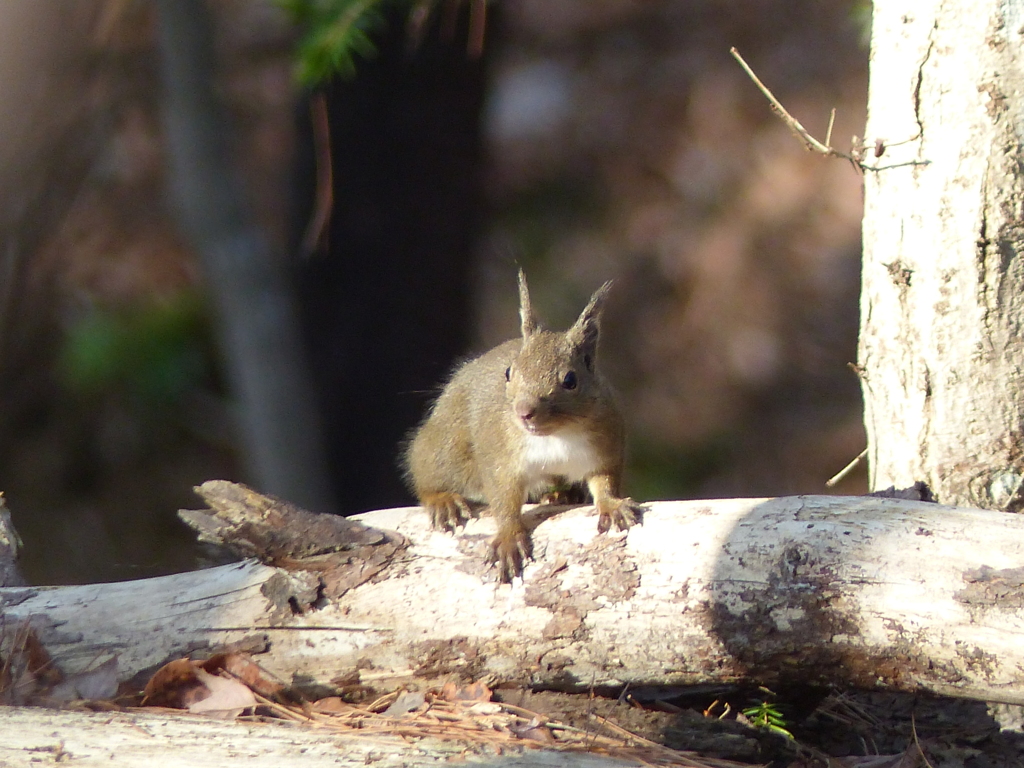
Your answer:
(276, 0), (398, 84)
(742, 699), (794, 740)
(60, 293), (212, 404)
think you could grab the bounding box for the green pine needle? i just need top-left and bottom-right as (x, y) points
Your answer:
(741, 700), (794, 740)
(277, 0), (394, 84)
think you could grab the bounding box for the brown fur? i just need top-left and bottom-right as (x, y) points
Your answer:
(404, 271), (642, 582)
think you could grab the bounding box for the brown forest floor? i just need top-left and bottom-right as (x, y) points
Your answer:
(508, 687), (1024, 767)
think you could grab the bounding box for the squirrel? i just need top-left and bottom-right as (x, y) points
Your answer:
(403, 270), (643, 582)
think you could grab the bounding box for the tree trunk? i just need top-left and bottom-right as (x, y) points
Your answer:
(6, 488), (1024, 705)
(859, 0), (1024, 507)
(154, 0), (336, 513)
(292, 6), (486, 513)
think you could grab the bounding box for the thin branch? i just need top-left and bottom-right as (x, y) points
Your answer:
(730, 47), (833, 154)
(467, 0), (487, 58)
(730, 47), (929, 173)
(301, 91), (333, 257)
(911, 712), (938, 768)
(826, 448), (868, 488)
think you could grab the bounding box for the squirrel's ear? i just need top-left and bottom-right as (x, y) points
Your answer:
(566, 280), (612, 355)
(518, 269), (538, 338)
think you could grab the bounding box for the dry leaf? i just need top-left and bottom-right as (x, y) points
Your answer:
(142, 658), (203, 707)
(0, 625), (61, 704)
(188, 669), (257, 719)
(311, 696), (353, 714)
(202, 652), (282, 699)
(20, 628), (55, 679)
(439, 681), (459, 701)
(384, 690), (426, 716)
(512, 716), (555, 743)
(143, 657), (258, 718)
(439, 680), (492, 704)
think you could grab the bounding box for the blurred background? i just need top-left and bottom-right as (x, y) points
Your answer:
(0, 0), (869, 585)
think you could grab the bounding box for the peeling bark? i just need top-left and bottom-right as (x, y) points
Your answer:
(4, 491), (1024, 706)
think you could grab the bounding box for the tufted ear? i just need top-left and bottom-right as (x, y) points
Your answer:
(518, 269), (539, 339)
(565, 280), (612, 359)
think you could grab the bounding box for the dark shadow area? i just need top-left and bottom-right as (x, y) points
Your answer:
(292, 6), (489, 514)
(697, 496), (1024, 764)
(504, 683), (1024, 766)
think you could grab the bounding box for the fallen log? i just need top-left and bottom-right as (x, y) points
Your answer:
(0, 705), (669, 768)
(3, 484), (1024, 706)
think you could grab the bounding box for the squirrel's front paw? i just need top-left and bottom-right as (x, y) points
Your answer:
(596, 496), (644, 534)
(488, 528), (533, 583)
(422, 492), (473, 532)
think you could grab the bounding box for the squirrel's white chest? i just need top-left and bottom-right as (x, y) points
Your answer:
(520, 430), (599, 484)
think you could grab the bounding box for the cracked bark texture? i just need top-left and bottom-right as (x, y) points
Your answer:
(8, 497), (1024, 705)
(859, 1), (1024, 507)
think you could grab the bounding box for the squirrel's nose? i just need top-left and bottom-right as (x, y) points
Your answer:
(514, 400), (536, 422)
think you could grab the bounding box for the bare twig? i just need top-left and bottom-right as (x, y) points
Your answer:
(826, 448), (868, 488)
(301, 91), (333, 257)
(911, 712), (938, 768)
(730, 47), (834, 155)
(730, 47), (929, 172)
(467, 0), (487, 58)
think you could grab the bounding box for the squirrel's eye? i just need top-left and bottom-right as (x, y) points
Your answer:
(562, 371), (578, 390)
(505, 366), (511, 382)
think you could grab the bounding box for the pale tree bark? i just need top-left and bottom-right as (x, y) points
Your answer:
(6, 486), (1024, 706)
(0, 707), (649, 768)
(6, 487), (1024, 762)
(859, 1), (1024, 507)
